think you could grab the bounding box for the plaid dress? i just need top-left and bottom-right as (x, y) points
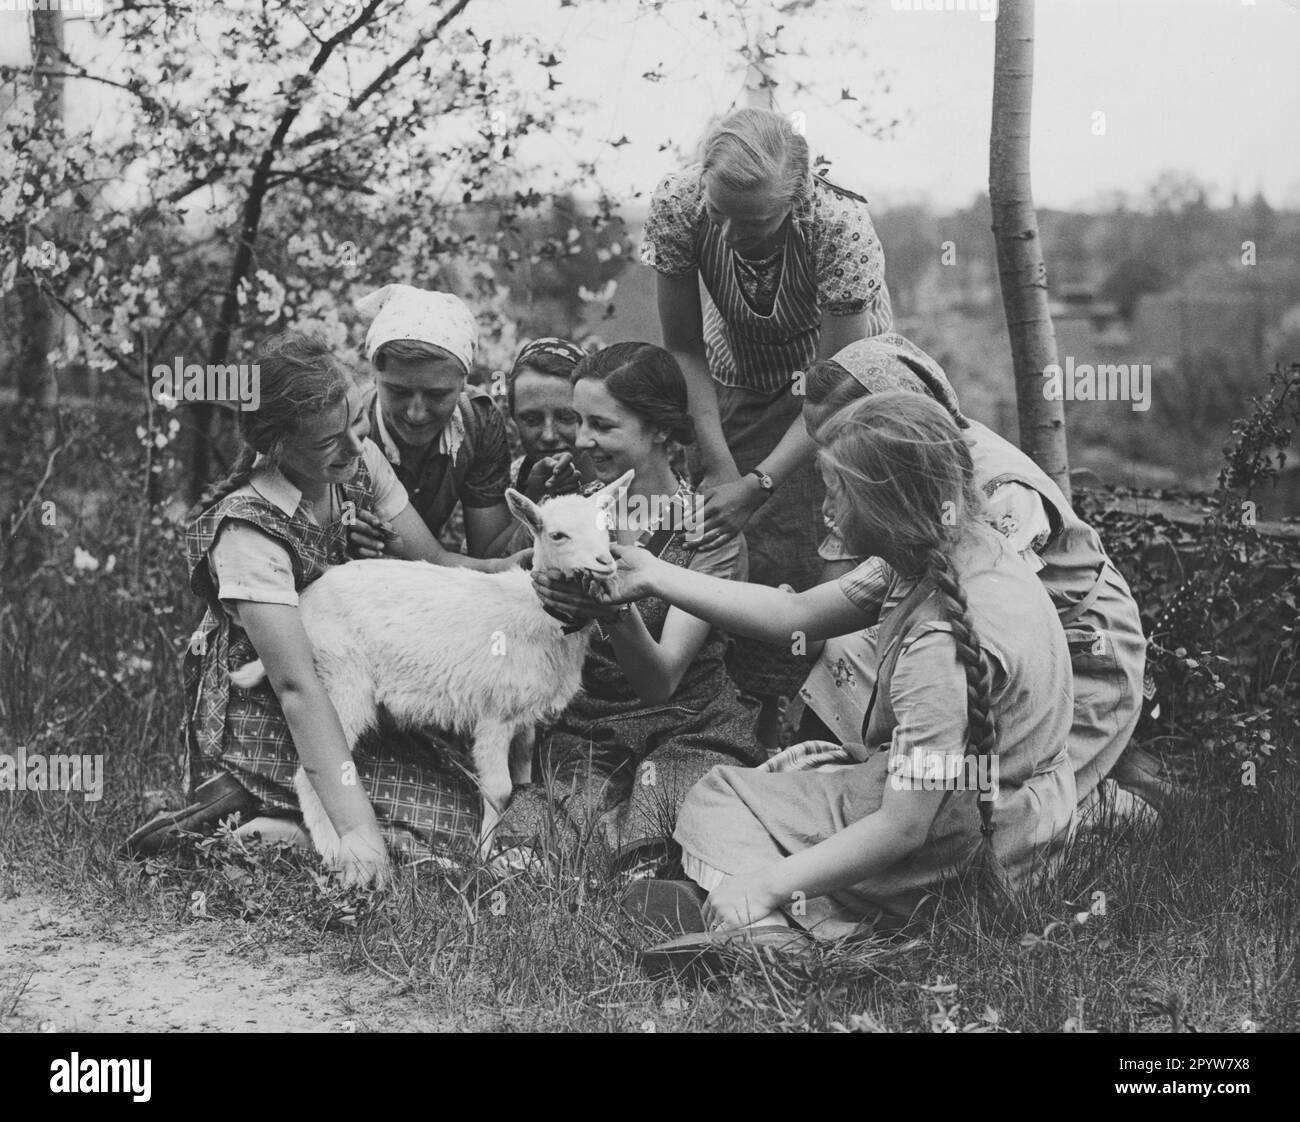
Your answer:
(183, 460), (482, 863)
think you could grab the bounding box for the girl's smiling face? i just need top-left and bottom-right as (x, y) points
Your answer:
(512, 368), (579, 458)
(278, 382), (371, 490)
(376, 350), (466, 448)
(572, 377), (665, 483)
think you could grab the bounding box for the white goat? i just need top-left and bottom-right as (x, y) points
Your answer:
(229, 470), (632, 867)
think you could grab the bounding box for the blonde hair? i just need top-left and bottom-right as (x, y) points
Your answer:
(819, 392), (998, 844)
(701, 107), (810, 206)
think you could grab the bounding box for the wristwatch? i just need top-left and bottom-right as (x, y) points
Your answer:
(746, 467), (776, 496)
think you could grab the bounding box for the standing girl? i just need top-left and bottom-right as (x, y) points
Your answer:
(642, 107), (894, 742)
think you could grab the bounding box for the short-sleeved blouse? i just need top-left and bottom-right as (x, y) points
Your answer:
(208, 439), (407, 622)
(640, 167), (893, 394)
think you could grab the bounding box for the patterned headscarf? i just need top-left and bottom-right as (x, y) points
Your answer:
(828, 333), (969, 428)
(512, 337), (587, 373)
(356, 284), (478, 372)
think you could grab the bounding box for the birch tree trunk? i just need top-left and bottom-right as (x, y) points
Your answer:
(989, 0), (1070, 499)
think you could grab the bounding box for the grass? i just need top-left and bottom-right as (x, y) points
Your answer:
(1, 403), (1296, 1032)
(2, 714), (1295, 1032)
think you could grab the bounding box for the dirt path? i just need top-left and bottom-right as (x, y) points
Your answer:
(0, 890), (440, 1033)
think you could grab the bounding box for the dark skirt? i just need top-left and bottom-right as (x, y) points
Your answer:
(501, 670), (762, 873)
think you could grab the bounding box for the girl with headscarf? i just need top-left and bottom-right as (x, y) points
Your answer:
(641, 107), (894, 744)
(794, 334), (1149, 813)
(349, 284), (516, 561)
(505, 337), (590, 499)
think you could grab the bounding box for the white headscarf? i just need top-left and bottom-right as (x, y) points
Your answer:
(356, 284), (477, 373)
(357, 284), (478, 464)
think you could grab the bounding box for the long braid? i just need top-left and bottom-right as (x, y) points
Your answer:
(922, 545), (996, 839)
(919, 544), (1014, 911)
(190, 444), (258, 518)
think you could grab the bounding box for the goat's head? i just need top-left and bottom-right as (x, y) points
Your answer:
(505, 469), (633, 580)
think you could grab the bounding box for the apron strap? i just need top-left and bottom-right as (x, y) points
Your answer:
(1059, 563), (1108, 625)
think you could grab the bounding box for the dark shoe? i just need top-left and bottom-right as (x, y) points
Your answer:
(119, 772), (259, 859)
(620, 879), (707, 936)
(1111, 746), (1180, 815)
(639, 925), (813, 981)
(609, 837), (680, 883)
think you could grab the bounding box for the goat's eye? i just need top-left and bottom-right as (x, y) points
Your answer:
(548, 531), (568, 542)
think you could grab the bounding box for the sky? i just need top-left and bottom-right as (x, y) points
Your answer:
(3, 0), (1299, 212)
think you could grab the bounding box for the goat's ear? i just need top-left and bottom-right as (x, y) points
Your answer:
(595, 469), (635, 512)
(505, 488), (544, 537)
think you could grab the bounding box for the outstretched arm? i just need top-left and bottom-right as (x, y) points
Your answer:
(379, 503), (521, 571)
(534, 543), (873, 645)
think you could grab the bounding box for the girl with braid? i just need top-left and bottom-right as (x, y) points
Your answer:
(534, 392), (1076, 950)
(793, 335), (1152, 818)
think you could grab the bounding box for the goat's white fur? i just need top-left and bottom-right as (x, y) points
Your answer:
(228, 470), (633, 867)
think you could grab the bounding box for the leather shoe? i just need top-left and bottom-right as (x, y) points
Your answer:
(119, 772), (259, 859)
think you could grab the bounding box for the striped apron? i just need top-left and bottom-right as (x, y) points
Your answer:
(691, 193), (891, 697)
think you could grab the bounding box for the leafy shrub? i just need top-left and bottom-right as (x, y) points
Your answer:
(1078, 364), (1300, 786)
